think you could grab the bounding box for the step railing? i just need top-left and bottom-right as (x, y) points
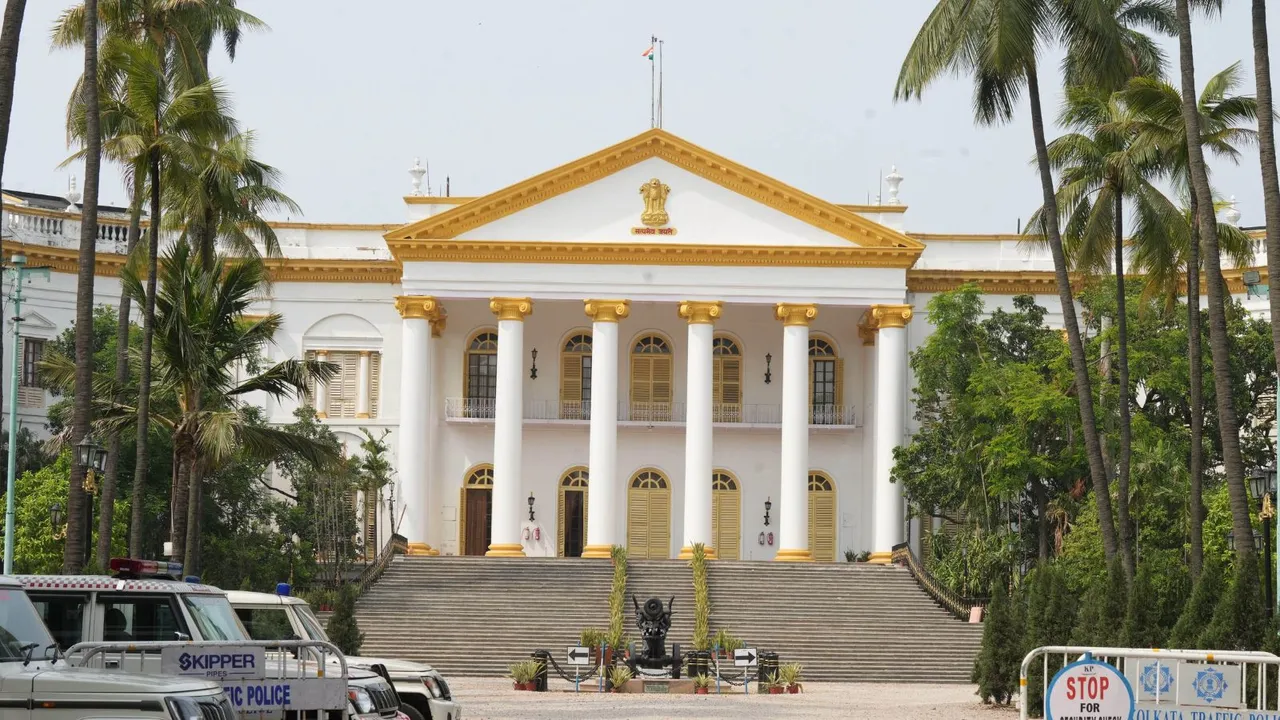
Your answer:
(890, 541), (986, 621)
(355, 532), (408, 594)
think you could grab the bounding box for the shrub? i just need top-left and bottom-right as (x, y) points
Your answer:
(1122, 564), (1161, 649)
(325, 584), (364, 655)
(580, 628), (605, 649)
(1199, 552), (1266, 651)
(607, 545), (628, 651)
(690, 543), (710, 651)
(973, 581), (1023, 705)
(1072, 558), (1126, 646)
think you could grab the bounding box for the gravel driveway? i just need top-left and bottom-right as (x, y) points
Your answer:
(447, 677), (1017, 719)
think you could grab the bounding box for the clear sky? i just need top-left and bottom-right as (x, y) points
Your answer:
(3, 1), (1276, 233)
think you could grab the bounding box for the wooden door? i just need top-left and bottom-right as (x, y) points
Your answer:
(464, 488), (492, 556)
(808, 473), (836, 562)
(563, 491), (585, 557)
(711, 472), (741, 560)
(627, 470), (671, 559)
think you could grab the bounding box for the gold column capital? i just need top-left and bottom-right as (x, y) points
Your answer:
(430, 313), (447, 338)
(584, 299), (631, 323)
(775, 303), (818, 327)
(858, 310), (878, 346)
(395, 295), (442, 320)
(490, 297), (534, 322)
(359, 350), (371, 358)
(871, 304), (914, 329)
(678, 300), (723, 325)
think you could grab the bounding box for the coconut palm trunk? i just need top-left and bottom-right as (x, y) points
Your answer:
(1027, 64), (1121, 560)
(1174, 0), (1255, 561)
(1114, 189), (1135, 578)
(64, 0), (101, 574)
(129, 147), (161, 557)
(96, 191), (143, 569)
(1187, 188), (1206, 583)
(1253, 0), (1280, 454)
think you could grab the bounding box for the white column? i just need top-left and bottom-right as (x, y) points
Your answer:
(582, 300), (630, 559)
(314, 351), (330, 418)
(679, 301), (722, 559)
(394, 296), (440, 555)
(870, 304), (912, 564)
(775, 303), (817, 562)
(355, 350), (372, 418)
(487, 297), (533, 557)
(427, 313), (446, 551)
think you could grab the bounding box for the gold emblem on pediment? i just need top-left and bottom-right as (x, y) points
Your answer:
(632, 177), (676, 235)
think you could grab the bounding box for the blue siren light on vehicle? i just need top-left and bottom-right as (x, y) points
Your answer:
(276, 582), (291, 596)
(109, 557), (184, 579)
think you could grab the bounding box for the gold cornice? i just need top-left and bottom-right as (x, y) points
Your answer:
(908, 233), (1030, 243)
(584, 299), (631, 323)
(395, 295), (440, 320)
(871, 304), (914, 329)
(839, 204), (908, 214)
(490, 297), (533, 322)
(403, 196), (479, 205)
(775, 303), (818, 327)
(678, 300), (723, 325)
(906, 269), (1061, 294)
(386, 239), (920, 268)
(383, 129), (925, 261)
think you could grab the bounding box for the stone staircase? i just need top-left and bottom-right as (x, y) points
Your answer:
(354, 556), (983, 682)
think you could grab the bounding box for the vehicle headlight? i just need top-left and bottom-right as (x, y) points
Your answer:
(347, 686), (376, 714)
(165, 696), (208, 720)
(423, 675), (442, 699)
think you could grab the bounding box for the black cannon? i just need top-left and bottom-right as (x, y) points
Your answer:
(630, 595), (681, 678)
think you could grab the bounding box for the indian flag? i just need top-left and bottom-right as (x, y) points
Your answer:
(642, 44), (654, 60)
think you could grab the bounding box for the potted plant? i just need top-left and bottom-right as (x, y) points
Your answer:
(692, 674), (712, 695)
(779, 663), (803, 694)
(580, 628), (604, 662)
(713, 629), (742, 660)
(507, 661), (530, 690)
(526, 659), (543, 691)
(608, 665), (633, 693)
(765, 672), (784, 695)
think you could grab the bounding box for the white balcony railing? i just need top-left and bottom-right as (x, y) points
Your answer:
(444, 398), (858, 427)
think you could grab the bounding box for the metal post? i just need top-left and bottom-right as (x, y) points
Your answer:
(4, 253), (28, 574)
(1267, 511), (1275, 618)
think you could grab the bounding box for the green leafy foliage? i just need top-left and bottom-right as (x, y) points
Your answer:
(973, 583), (1023, 705)
(1072, 559), (1127, 646)
(689, 543), (710, 650)
(607, 545), (627, 651)
(1198, 553), (1266, 652)
(1121, 565), (1161, 649)
(325, 584), (364, 656)
(1169, 559), (1224, 649)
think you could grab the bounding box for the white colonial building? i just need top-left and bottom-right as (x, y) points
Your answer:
(2, 128), (1268, 563)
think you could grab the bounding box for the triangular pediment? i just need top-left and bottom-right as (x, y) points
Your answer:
(385, 129), (923, 268)
(20, 311), (56, 330)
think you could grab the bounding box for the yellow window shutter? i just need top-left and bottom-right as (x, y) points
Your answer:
(721, 357), (742, 405)
(628, 488), (649, 557)
(583, 487), (590, 552)
(712, 358), (723, 404)
(809, 492), (836, 562)
(370, 352), (382, 418)
(557, 487), (566, 557)
(458, 486), (467, 556)
(834, 357), (845, 423)
(652, 489), (671, 559)
(561, 354), (583, 418)
(305, 350), (316, 405)
(631, 357), (652, 404)
(653, 356), (672, 404)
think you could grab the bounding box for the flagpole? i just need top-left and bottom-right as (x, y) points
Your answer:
(657, 39), (664, 128)
(650, 34), (656, 128)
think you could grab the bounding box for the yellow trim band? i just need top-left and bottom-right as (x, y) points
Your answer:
(774, 548), (814, 562)
(580, 544), (615, 559)
(485, 543), (527, 557)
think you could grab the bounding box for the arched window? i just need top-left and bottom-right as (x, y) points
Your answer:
(560, 333), (592, 420)
(558, 467), (589, 557)
(711, 470), (741, 560)
(808, 471), (837, 562)
(627, 468), (671, 559)
(712, 335), (742, 422)
(809, 335), (844, 425)
(465, 330), (499, 418)
(630, 334), (673, 421)
(459, 464), (495, 556)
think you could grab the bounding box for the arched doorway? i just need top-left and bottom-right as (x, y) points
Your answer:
(711, 470), (741, 560)
(627, 468), (671, 559)
(808, 471), (837, 562)
(558, 467), (589, 557)
(459, 465), (493, 556)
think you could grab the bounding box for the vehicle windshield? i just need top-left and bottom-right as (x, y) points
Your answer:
(0, 588), (57, 661)
(182, 594), (249, 641)
(235, 607), (297, 641)
(295, 604), (329, 642)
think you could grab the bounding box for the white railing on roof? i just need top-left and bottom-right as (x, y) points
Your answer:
(444, 398), (858, 427)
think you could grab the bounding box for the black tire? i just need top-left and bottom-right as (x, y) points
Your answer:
(399, 702), (428, 720)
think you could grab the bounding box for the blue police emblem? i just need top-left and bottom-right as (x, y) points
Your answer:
(1141, 663), (1174, 696)
(1194, 667), (1227, 703)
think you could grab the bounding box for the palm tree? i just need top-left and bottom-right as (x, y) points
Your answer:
(64, 0), (103, 573)
(1251, 1), (1280, 468)
(895, 0), (1172, 564)
(1026, 85), (1180, 577)
(1125, 63), (1258, 581)
(1172, 0), (1254, 562)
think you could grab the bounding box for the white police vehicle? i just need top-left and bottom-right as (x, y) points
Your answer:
(227, 587), (460, 720)
(17, 558), (399, 720)
(0, 574), (236, 719)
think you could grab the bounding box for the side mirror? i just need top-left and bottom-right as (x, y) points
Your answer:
(174, 631), (191, 641)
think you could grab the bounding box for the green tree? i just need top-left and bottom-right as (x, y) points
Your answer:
(1169, 558), (1224, 648)
(355, 428), (394, 553)
(275, 408), (359, 587)
(325, 584), (363, 656)
(1252, 0), (1280, 451)
(1072, 559), (1127, 646)
(1122, 565), (1161, 648)
(895, 0), (1173, 566)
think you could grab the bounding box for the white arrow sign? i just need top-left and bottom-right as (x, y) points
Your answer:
(734, 648), (758, 667)
(566, 646), (591, 665)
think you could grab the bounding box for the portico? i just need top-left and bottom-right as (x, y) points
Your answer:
(384, 128), (923, 561)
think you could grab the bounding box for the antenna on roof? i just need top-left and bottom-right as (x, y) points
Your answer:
(446, 176), (451, 197)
